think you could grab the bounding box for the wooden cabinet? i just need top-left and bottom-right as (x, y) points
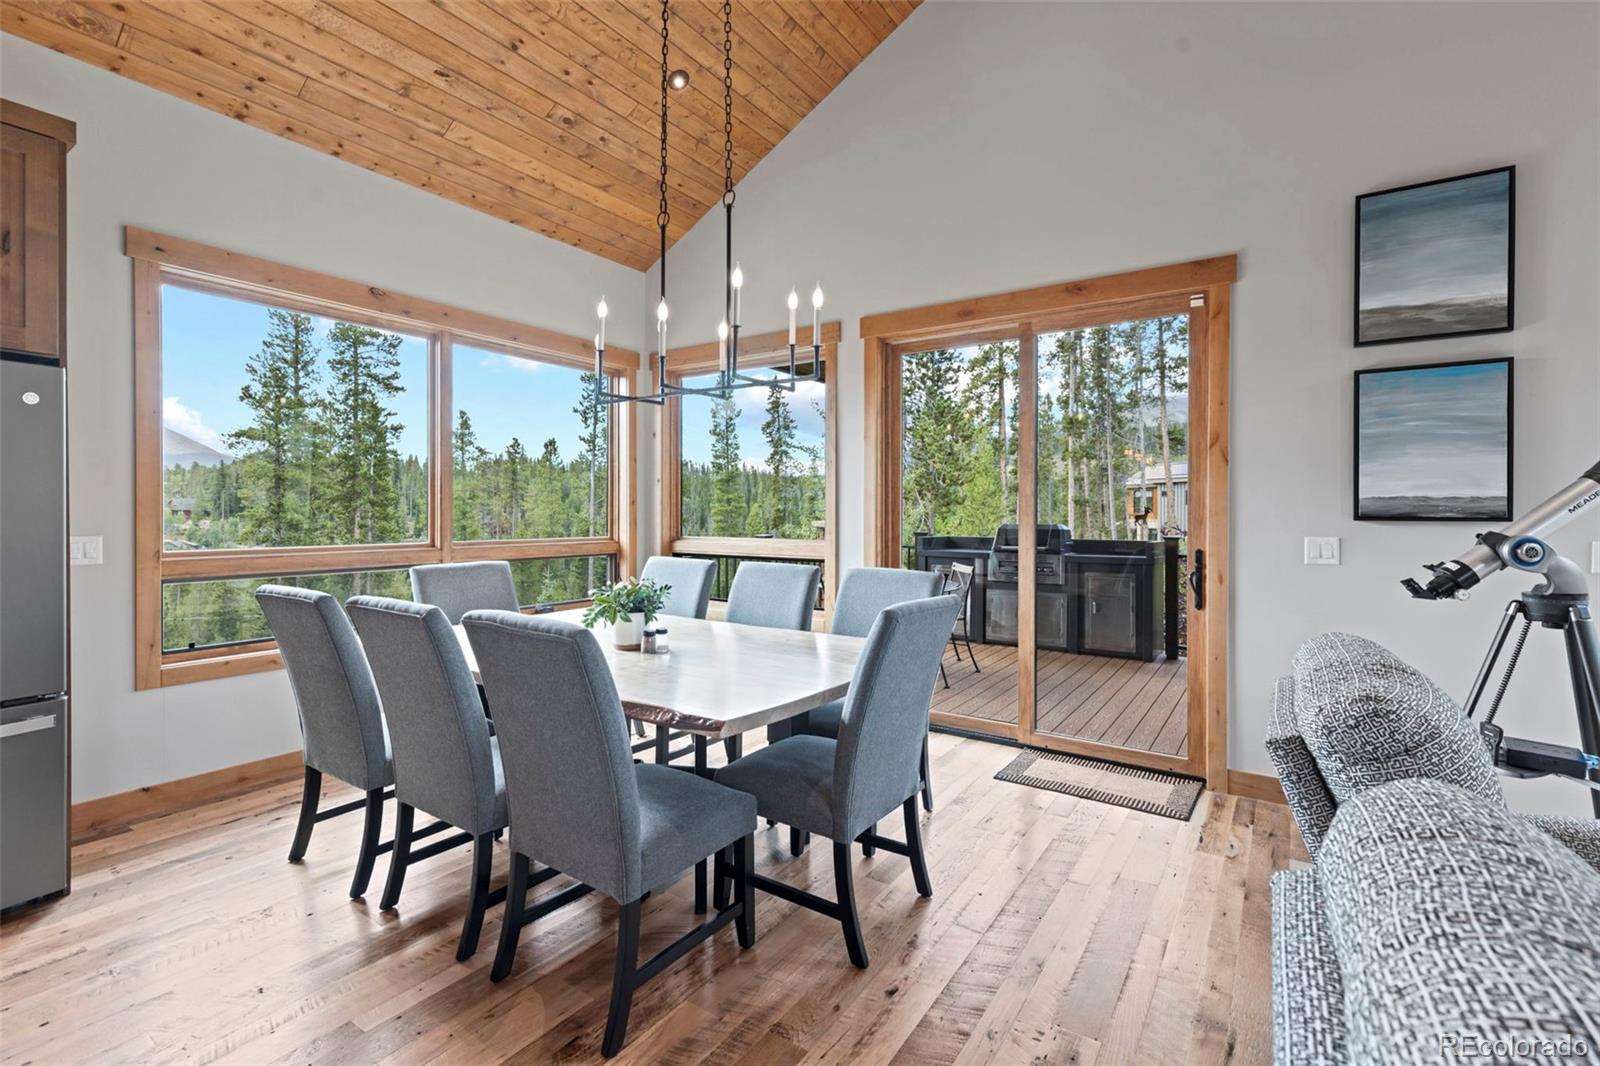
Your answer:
(1, 101), (74, 361)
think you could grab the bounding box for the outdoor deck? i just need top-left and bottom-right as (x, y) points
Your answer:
(934, 643), (1189, 757)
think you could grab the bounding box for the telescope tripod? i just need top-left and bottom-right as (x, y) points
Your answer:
(1465, 589), (1600, 817)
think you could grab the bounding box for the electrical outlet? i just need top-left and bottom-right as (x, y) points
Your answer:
(70, 535), (103, 566)
(1304, 536), (1340, 565)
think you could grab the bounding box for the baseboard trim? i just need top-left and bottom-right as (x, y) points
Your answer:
(71, 751), (302, 841)
(1227, 769), (1287, 805)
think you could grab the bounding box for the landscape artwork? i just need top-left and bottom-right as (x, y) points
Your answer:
(1355, 166), (1513, 345)
(1354, 358), (1512, 521)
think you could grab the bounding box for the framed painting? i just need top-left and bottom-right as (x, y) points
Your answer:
(1354, 357), (1513, 521)
(1355, 166), (1514, 346)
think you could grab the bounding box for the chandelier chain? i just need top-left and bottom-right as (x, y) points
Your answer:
(722, 0), (735, 205)
(658, 0), (670, 230)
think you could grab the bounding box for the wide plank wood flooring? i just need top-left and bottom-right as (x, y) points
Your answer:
(0, 733), (1301, 1065)
(936, 646), (1189, 757)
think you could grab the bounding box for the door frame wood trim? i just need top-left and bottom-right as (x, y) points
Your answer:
(861, 255), (1235, 786)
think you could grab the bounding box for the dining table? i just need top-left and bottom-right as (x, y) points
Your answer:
(452, 608), (866, 765)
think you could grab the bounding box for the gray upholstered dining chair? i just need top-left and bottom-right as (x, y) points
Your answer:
(715, 595), (959, 969)
(409, 560), (519, 623)
(639, 555), (716, 619)
(723, 560), (820, 631)
(256, 585), (394, 899)
(346, 596), (510, 962)
(783, 568), (943, 856)
(462, 609), (757, 1058)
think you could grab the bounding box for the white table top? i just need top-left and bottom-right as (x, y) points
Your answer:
(453, 610), (865, 740)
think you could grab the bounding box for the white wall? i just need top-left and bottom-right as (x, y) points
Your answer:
(646, 1), (1600, 815)
(0, 36), (645, 802)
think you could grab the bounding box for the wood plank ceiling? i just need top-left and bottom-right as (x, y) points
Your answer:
(2, 0), (919, 269)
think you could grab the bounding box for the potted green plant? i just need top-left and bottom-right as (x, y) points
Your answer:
(582, 577), (671, 651)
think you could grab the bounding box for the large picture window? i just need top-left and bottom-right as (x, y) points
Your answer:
(133, 229), (635, 688)
(658, 324), (839, 612)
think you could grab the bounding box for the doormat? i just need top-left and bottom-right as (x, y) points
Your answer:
(994, 748), (1203, 820)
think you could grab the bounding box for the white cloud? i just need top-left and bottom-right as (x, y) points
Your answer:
(483, 353), (543, 375)
(163, 397), (226, 448)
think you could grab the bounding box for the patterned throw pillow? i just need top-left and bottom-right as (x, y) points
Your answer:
(1318, 779), (1600, 1065)
(1292, 631), (1502, 806)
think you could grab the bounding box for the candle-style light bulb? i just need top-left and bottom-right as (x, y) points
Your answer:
(811, 282), (825, 310)
(596, 296), (607, 348)
(718, 319), (730, 374)
(811, 282), (823, 342)
(731, 262), (743, 326)
(730, 263), (744, 290)
(657, 298), (670, 323)
(787, 288), (799, 345)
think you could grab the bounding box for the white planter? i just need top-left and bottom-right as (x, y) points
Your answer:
(612, 616), (643, 651)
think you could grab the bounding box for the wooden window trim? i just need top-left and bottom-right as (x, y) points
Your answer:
(657, 321), (841, 612)
(861, 255), (1235, 789)
(131, 228), (637, 689)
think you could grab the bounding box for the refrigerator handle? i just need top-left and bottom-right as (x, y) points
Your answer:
(0, 714), (58, 740)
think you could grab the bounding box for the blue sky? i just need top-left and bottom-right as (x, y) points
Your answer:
(1358, 360), (1508, 497)
(161, 285), (599, 463)
(678, 368), (825, 466)
(1358, 170), (1511, 309)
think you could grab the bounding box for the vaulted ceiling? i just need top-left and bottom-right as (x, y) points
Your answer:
(3, 0), (918, 269)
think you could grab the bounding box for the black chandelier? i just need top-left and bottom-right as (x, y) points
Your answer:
(591, 0), (824, 406)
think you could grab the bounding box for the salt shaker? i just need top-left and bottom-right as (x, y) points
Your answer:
(641, 627), (658, 654)
(652, 626), (669, 654)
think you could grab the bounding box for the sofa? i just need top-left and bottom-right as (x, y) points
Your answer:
(1267, 632), (1600, 1064)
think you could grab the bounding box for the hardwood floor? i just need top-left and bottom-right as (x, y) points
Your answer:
(0, 733), (1301, 1065)
(936, 645), (1189, 757)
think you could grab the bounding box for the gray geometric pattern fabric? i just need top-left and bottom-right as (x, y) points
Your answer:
(1318, 779), (1600, 1065)
(408, 561), (519, 624)
(345, 596), (506, 835)
(462, 609), (755, 903)
(723, 561), (820, 632)
(255, 585), (392, 792)
(1528, 815), (1600, 874)
(1292, 631), (1502, 807)
(1265, 675), (1336, 858)
(638, 556), (716, 619)
(1270, 869), (1347, 1066)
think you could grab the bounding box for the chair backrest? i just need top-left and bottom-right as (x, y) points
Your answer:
(829, 566), (944, 639)
(639, 556), (717, 619)
(947, 563), (975, 621)
(724, 561), (820, 631)
(461, 610), (643, 902)
(346, 596), (499, 833)
(256, 585), (392, 791)
(409, 561), (519, 624)
(832, 595), (960, 840)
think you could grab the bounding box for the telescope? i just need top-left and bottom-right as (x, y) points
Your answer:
(1403, 460), (1600, 815)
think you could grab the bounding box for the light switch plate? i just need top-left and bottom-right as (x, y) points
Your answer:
(70, 535), (103, 566)
(1304, 536), (1340, 565)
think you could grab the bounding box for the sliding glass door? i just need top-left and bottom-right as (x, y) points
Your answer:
(1028, 304), (1196, 772)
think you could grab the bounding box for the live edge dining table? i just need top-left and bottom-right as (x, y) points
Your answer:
(451, 609), (867, 772)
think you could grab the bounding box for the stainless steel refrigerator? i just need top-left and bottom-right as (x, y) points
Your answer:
(1, 353), (69, 911)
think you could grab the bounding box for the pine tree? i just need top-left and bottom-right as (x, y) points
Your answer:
(757, 385), (797, 535)
(573, 373), (607, 586)
(1154, 315), (1189, 536)
(501, 437), (527, 537)
(902, 348), (976, 544)
(225, 308), (319, 546)
(453, 409), (487, 540)
(318, 322), (405, 558)
(709, 396), (744, 535)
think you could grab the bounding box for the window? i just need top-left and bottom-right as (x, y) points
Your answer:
(678, 359), (825, 540)
(133, 229), (635, 688)
(659, 324), (839, 613)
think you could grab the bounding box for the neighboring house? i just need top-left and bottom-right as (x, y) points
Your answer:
(1125, 462), (1188, 535)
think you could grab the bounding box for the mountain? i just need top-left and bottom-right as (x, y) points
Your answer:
(164, 427), (232, 468)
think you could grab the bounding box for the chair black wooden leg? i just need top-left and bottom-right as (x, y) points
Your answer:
(904, 797), (933, 898)
(859, 825), (876, 858)
(602, 899), (643, 1058)
(491, 852), (529, 982)
(456, 833), (495, 961)
(965, 625), (978, 670)
(713, 846), (733, 912)
(920, 736), (935, 812)
(735, 833), (756, 949)
(940, 662), (950, 689)
(288, 766), (320, 863)
(832, 841), (869, 969)
(950, 633), (962, 662)
(695, 858), (708, 914)
(380, 801), (414, 910)
(348, 787), (385, 898)
(790, 826), (808, 857)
